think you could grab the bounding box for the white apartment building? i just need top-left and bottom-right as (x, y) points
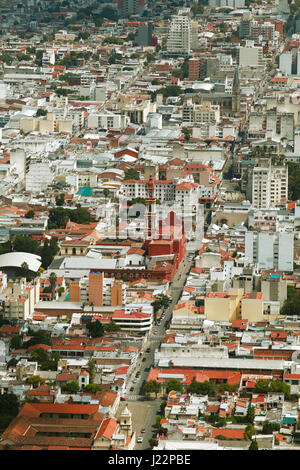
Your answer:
(245, 231), (294, 272)
(183, 100), (220, 125)
(252, 163), (288, 209)
(122, 179), (175, 202)
(238, 42), (264, 67)
(279, 52), (292, 75)
(25, 162), (54, 193)
(87, 113), (129, 131)
(175, 182), (199, 209)
(42, 49), (55, 66)
(166, 8), (192, 56)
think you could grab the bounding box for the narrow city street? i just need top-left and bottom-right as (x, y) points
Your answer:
(116, 254), (195, 449)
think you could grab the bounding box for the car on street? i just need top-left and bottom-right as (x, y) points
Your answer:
(120, 397), (126, 401)
(137, 437), (143, 443)
(142, 357), (146, 362)
(141, 428), (146, 433)
(133, 379), (137, 383)
(130, 387), (134, 392)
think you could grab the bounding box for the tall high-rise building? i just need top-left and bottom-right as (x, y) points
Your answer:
(116, 0), (146, 17)
(251, 160), (288, 210)
(88, 271), (104, 307)
(245, 232), (294, 272)
(135, 22), (153, 46)
(166, 8), (192, 57)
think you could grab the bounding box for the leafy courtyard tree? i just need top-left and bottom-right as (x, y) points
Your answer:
(83, 384), (103, 393)
(61, 380), (80, 394)
(0, 393), (20, 432)
(187, 380), (216, 397)
(248, 439), (259, 450)
(124, 168), (140, 180)
(143, 380), (161, 398)
(25, 209), (35, 218)
(26, 375), (45, 388)
(166, 379), (183, 394)
(88, 358), (96, 384)
(29, 348), (59, 371)
(49, 272), (57, 299)
(86, 320), (105, 338)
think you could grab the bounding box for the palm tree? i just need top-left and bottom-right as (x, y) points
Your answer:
(49, 272), (57, 300)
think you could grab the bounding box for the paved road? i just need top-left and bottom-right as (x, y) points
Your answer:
(116, 253), (196, 448)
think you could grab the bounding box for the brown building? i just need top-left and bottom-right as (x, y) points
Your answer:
(89, 271), (104, 307)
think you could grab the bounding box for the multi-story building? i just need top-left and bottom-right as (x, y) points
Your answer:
(238, 41), (264, 67)
(87, 113), (129, 131)
(182, 100), (220, 125)
(166, 9), (192, 57)
(69, 274), (126, 307)
(122, 179), (175, 202)
(134, 22), (153, 46)
(245, 231), (294, 272)
(251, 161), (288, 210)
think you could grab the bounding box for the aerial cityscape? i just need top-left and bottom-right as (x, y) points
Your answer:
(0, 0), (299, 453)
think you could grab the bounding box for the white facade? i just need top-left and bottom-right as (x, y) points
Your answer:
(252, 163), (288, 209)
(279, 52), (292, 75)
(245, 231), (294, 272)
(25, 162), (54, 193)
(122, 180), (175, 202)
(87, 113), (129, 130)
(167, 9), (192, 56)
(238, 44), (264, 67)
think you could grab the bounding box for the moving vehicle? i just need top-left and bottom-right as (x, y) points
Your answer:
(137, 437), (143, 443)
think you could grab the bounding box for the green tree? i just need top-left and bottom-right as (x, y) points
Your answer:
(124, 168), (140, 180)
(166, 379), (183, 394)
(20, 262), (30, 280)
(244, 423), (256, 440)
(86, 320), (105, 338)
(10, 335), (23, 350)
(36, 108), (47, 117)
(49, 272), (57, 299)
(26, 375), (45, 388)
(83, 384), (102, 393)
(104, 320), (121, 332)
(262, 421), (280, 434)
(187, 380), (216, 396)
(29, 348), (59, 371)
(13, 235), (40, 254)
(248, 439), (259, 450)
(0, 393), (19, 432)
(25, 209), (35, 218)
(143, 380), (161, 398)
(40, 241), (53, 270)
(55, 194), (65, 206)
(61, 380), (80, 394)
(246, 405), (255, 424)
(88, 359), (96, 384)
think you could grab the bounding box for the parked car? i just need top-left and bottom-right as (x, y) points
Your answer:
(142, 357), (146, 362)
(141, 428), (146, 433)
(120, 397), (126, 401)
(137, 437), (143, 443)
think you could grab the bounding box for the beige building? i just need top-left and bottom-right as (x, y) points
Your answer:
(205, 288), (243, 322)
(20, 114), (73, 134)
(241, 292), (264, 322)
(205, 288), (265, 322)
